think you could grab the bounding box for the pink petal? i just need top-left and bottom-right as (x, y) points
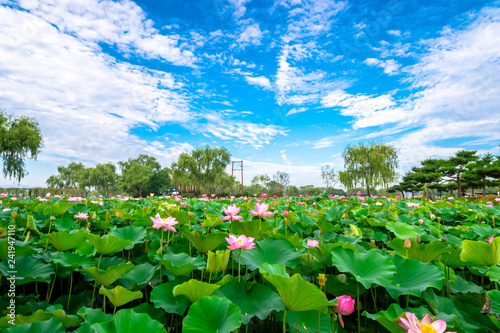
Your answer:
(431, 320), (447, 333)
(232, 216), (243, 220)
(221, 216), (231, 221)
(421, 314), (432, 325)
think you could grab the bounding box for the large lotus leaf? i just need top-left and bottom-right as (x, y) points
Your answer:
(43, 202), (74, 216)
(86, 233), (133, 255)
(259, 263), (290, 278)
(52, 217), (79, 232)
(440, 247), (468, 268)
(93, 309), (166, 333)
(182, 296), (242, 333)
(0, 308), (79, 329)
(331, 248), (396, 289)
(77, 307), (113, 324)
(230, 219), (263, 238)
(0, 256), (53, 285)
(423, 289), (497, 332)
(386, 222), (423, 240)
(472, 224), (500, 238)
(296, 213), (316, 227)
(215, 281), (284, 324)
(151, 281), (191, 315)
(67, 204), (92, 215)
(108, 226), (147, 250)
(240, 238), (298, 271)
(324, 207), (341, 221)
(173, 279), (220, 303)
(388, 239), (451, 262)
(363, 304), (431, 333)
(460, 237), (500, 267)
(4, 317), (64, 333)
(49, 252), (95, 269)
(0, 239), (36, 260)
(286, 310), (332, 333)
(99, 285), (143, 308)
(188, 230), (228, 254)
(486, 290), (500, 314)
(265, 273), (329, 312)
(450, 276), (484, 294)
(486, 265), (500, 283)
(324, 274), (364, 298)
(386, 255), (444, 299)
(83, 262), (134, 287)
(118, 262), (155, 290)
(131, 303), (168, 326)
(158, 252), (205, 276)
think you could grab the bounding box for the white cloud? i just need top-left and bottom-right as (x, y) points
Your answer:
(387, 30), (401, 37)
(228, 0), (250, 19)
(0, 6), (194, 168)
(280, 150), (292, 165)
(364, 58), (401, 75)
(236, 22), (265, 48)
(244, 76), (272, 89)
(286, 107), (307, 116)
(13, 0), (198, 67)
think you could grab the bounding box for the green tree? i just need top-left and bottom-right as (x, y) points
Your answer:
(145, 168), (172, 196)
(46, 162), (89, 195)
(90, 163), (118, 197)
(250, 174), (271, 193)
(464, 153), (500, 196)
(273, 171), (290, 196)
(118, 154), (161, 196)
(321, 165), (336, 194)
(0, 110), (43, 182)
(170, 146), (231, 193)
(440, 150), (477, 197)
(338, 142), (399, 196)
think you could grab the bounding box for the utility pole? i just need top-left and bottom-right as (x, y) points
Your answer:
(231, 161), (244, 196)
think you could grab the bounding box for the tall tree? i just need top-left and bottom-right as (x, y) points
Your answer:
(273, 171), (290, 196)
(0, 110), (43, 182)
(250, 174), (270, 193)
(321, 165), (336, 194)
(118, 154), (161, 196)
(46, 162), (91, 195)
(90, 163), (118, 197)
(170, 146), (231, 193)
(339, 142), (398, 196)
(440, 150), (477, 197)
(464, 153), (500, 196)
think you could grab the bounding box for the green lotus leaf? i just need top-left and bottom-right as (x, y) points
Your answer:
(486, 290), (500, 314)
(324, 207), (341, 221)
(450, 276), (484, 294)
(99, 285), (143, 308)
(0, 308), (79, 329)
(43, 202), (74, 216)
(207, 250), (230, 274)
(240, 238), (298, 271)
(157, 252), (205, 276)
(93, 309), (166, 333)
(182, 296), (242, 333)
(259, 263), (290, 278)
(440, 247), (468, 268)
(215, 281), (284, 324)
(324, 274), (364, 298)
(363, 304), (431, 333)
(460, 237), (500, 267)
(286, 310), (332, 333)
(108, 226), (147, 250)
(86, 233), (133, 255)
(83, 262), (134, 287)
(118, 262), (155, 290)
(388, 239), (451, 262)
(77, 306), (113, 324)
(230, 219), (263, 238)
(386, 222), (422, 240)
(4, 317), (64, 333)
(188, 230), (228, 254)
(131, 303), (168, 326)
(173, 279), (220, 303)
(472, 224), (500, 238)
(0, 239), (36, 260)
(0, 256), (54, 285)
(486, 265), (500, 283)
(265, 273), (329, 312)
(151, 281), (191, 315)
(386, 255), (444, 299)
(331, 248), (396, 289)
(49, 252), (95, 269)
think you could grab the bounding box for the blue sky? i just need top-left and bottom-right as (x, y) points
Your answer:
(0, 0), (499, 187)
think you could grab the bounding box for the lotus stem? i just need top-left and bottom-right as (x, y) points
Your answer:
(283, 309), (287, 333)
(67, 272), (73, 312)
(91, 255), (102, 307)
(357, 283), (361, 333)
(318, 310), (320, 333)
(47, 262), (59, 302)
(238, 249), (242, 282)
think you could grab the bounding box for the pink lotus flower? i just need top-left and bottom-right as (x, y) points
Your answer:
(358, 196), (365, 201)
(273, 195), (278, 199)
(488, 236), (494, 243)
(0, 193), (7, 198)
(376, 202), (382, 206)
(261, 193), (267, 198)
(399, 312), (455, 333)
(249, 203), (273, 218)
(46, 192), (51, 198)
(307, 239), (319, 248)
(202, 194), (207, 198)
(283, 210), (289, 217)
(225, 234), (255, 250)
(180, 202), (187, 206)
(221, 204), (243, 222)
(334, 295), (355, 328)
(150, 213), (178, 232)
(74, 212), (89, 220)
(211, 194), (216, 198)
(356, 191), (362, 195)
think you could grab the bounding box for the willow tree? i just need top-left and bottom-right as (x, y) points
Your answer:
(0, 110), (43, 182)
(339, 142), (398, 196)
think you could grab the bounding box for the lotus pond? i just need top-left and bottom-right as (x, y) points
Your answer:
(0, 194), (500, 333)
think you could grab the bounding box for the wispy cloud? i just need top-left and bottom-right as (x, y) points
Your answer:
(244, 76), (272, 89)
(364, 58), (401, 75)
(286, 107), (308, 116)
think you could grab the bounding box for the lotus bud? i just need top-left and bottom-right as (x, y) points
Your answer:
(404, 238), (411, 249)
(416, 235), (421, 243)
(337, 274), (347, 284)
(294, 322), (299, 333)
